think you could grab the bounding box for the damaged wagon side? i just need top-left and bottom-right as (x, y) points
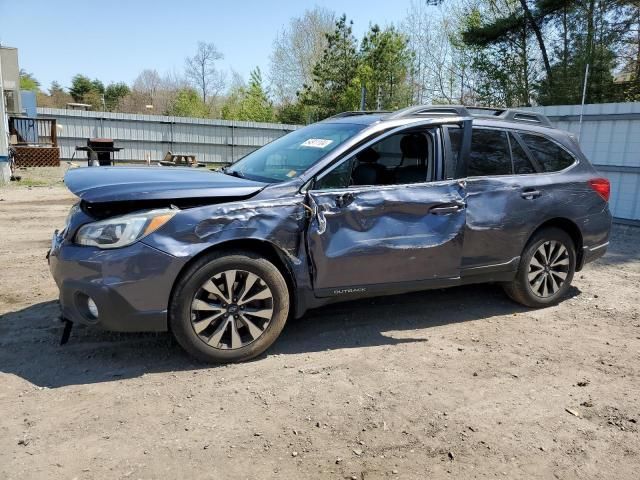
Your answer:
(49, 105), (612, 362)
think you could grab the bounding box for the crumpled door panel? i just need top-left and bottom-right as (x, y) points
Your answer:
(307, 182), (466, 291)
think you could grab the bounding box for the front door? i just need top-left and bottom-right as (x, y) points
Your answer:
(306, 182), (466, 294)
(304, 125), (467, 295)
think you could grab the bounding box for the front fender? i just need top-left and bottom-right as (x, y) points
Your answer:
(142, 196), (307, 264)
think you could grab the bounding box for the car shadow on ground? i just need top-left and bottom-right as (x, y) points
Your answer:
(0, 283), (581, 389)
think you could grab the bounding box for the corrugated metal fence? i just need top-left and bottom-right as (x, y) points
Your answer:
(38, 104), (639, 223)
(37, 108), (300, 165)
(525, 103), (640, 224)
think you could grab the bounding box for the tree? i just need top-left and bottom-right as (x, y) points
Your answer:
(166, 88), (210, 118)
(241, 68), (275, 122)
(276, 101), (307, 124)
(269, 7), (336, 103)
(69, 74), (97, 102)
(133, 69), (162, 105)
(185, 41), (225, 103)
(536, 0), (628, 104)
(222, 68), (275, 122)
(19, 70), (40, 92)
(37, 81), (73, 108)
(300, 15), (361, 118)
(104, 82), (130, 111)
(461, 0), (562, 87)
(458, 1), (537, 106)
(401, 1), (480, 105)
(91, 79), (105, 94)
(49, 81), (65, 97)
(359, 25), (413, 110)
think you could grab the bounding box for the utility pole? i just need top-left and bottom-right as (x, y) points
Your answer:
(578, 63), (590, 142)
(0, 51), (10, 184)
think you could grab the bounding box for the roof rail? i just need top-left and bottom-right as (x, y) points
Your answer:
(466, 106), (553, 128)
(387, 105), (470, 119)
(324, 110), (390, 120)
(500, 109), (553, 127)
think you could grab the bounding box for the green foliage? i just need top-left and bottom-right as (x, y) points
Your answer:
(221, 68), (275, 122)
(104, 82), (130, 111)
(166, 88), (210, 118)
(48, 81), (65, 96)
(69, 74), (105, 104)
(460, 0), (635, 106)
(69, 74), (93, 100)
(537, 1), (626, 105)
(276, 101), (308, 124)
(299, 15), (362, 118)
(19, 70), (40, 92)
(359, 25), (413, 110)
(82, 90), (104, 110)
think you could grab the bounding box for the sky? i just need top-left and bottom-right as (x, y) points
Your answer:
(0, 0), (416, 90)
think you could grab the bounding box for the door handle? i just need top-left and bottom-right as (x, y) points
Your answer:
(335, 192), (354, 208)
(430, 203), (465, 215)
(521, 189), (541, 200)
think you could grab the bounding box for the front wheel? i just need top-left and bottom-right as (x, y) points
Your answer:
(503, 227), (576, 308)
(169, 251), (289, 363)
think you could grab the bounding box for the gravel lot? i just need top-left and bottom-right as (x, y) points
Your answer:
(1, 183), (639, 479)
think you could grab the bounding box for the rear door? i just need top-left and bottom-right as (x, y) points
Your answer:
(305, 126), (466, 295)
(455, 127), (545, 270)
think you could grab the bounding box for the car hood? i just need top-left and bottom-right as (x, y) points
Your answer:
(64, 167), (266, 203)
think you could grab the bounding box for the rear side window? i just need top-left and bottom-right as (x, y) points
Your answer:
(519, 133), (576, 172)
(509, 133), (537, 174)
(468, 129), (512, 176)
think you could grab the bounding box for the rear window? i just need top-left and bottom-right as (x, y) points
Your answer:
(468, 128), (512, 176)
(519, 133), (576, 172)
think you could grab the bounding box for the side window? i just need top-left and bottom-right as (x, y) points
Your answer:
(509, 133), (537, 174)
(314, 130), (434, 189)
(468, 129), (512, 176)
(519, 133), (576, 172)
(314, 157), (355, 189)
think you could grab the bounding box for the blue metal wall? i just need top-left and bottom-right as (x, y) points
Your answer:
(526, 103), (640, 223)
(37, 108), (300, 165)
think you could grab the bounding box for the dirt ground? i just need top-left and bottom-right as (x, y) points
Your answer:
(0, 182), (639, 480)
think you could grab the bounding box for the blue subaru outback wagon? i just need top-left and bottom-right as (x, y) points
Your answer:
(49, 106), (612, 362)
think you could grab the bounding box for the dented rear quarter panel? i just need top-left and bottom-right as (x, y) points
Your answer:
(462, 161), (611, 269)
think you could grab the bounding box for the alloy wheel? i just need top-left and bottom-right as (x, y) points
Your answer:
(190, 269), (274, 349)
(527, 240), (570, 298)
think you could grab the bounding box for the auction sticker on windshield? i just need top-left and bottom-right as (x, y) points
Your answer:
(301, 138), (333, 149)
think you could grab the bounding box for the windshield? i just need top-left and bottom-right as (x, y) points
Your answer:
(225, 122), (365, 182)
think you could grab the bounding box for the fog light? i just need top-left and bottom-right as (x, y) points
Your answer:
(87, 297), (99, 318)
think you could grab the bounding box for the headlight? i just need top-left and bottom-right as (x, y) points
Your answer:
(75, 208), (176, 249)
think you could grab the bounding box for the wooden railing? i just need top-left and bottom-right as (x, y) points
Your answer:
(8, 117), (58, 147)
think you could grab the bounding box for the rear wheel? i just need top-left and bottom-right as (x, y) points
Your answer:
(503, 227), (576, 308)
(169, 251), (289, 363)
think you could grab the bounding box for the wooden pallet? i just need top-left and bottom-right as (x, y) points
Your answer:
(13, 146), (60, 167)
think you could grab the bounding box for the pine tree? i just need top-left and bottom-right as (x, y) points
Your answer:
(299, 15), (361, 118)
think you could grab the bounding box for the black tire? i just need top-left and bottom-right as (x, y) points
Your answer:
(169, 250), (289, 363)
(503, 227), (576, 308)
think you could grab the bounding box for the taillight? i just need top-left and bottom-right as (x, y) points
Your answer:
(589, 178), (610, 202)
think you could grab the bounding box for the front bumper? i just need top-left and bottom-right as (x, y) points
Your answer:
(49, 232), (187, 332)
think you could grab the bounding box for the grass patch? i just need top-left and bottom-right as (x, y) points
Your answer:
(11, 178), (53, 187)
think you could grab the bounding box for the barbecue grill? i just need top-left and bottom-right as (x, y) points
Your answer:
(76, 138), (123, 166)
